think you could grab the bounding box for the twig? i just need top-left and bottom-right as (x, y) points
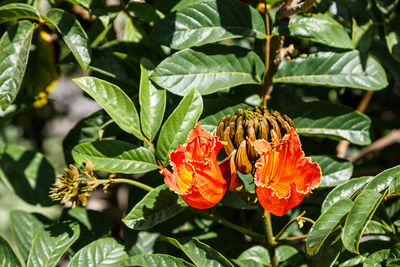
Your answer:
(348, 129), (400, 162)
(337, 91), (374, 158)
(276, 234), (308, 244)
(276, 0), (316, 20)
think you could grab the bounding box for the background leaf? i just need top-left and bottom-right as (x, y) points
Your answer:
(342, 189), (384, 254)
(0, 20), (34, 110)
(150, 0), (265, 49)
(72, 140), (158, 173)
(200, 103), (250, 132)
(45, 8), (91, 71)
(9, 210), (45, 262)
(282, 101), (372, 145)
(273, 14), (353, 49)
(384, 13), (400, 62)
(73, 77), (144, 140)
(0, 3), (41, 24)
(123, 254), (195, 267)
(364, 165), (400, 193)
(69, 237), (128, 267)
(123, 184), (188, 230)
(139, 61), (166, 141)
(27, 221), (80, 267)
(311, 155), (353, 187)
(150, 45), (265, 96)
(156, 88), (203, 164)
(0, 144), (56, 206)
(273, 51), (388, 91)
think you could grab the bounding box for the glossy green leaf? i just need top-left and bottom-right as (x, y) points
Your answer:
(306, 199), (353, 256)
(364, 165), (400, 193)
(282, 101), (372, 145)
(160, 236), (234, 267)
(352, 17), (373, 53)
(273, 51), (388, 91)
(139, 61), (166, 141)
(27, 222), (80, 267)
(384, 13), (400, 62)
(0, 234), (23, 267)
(123, 254), (195, 267)
(150, 0), (265, 49)
(72, 140), (158, 174)
(363, 249), (391, 267)
(150, 45), (265, 96)
(322, 176), (373, 213)
(0, 144), (56, 206)
(311, 155), (353, 188)
(235, 245), (297, 267)
(69, 238), (128, 267)
(127, 1), (164, 26)
(0, 3), (41, 23)
(45, 8), (91, 71)
(0, 20), (34, 110)
(156, 88), (203, 164)
(73, 77), (143, 140)
(342, 189), (384, 254)
(123, 184), (188, 230)
(9, 210), (45, 262)
(200, 103), (250, 132)
(363, 220), (393, 235)
(311, 227), (342, 267)
(63, 109), (110, 164)
(273, 14), (353, 49)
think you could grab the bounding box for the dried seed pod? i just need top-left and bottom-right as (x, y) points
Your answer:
(274, 111), (290, 136)
(284, 114), (296, 129)
(246, 125), (258, 161)
(234, 123), (245, 148)
(224, 126), (235, 155)
(229, 121), (236, 138)
(236, 140), (253, 174)
(265, 113), (282, 140)
(258, 119), (269, 140)
(217, 120), (225, 140)
(253, 118), (260, 134)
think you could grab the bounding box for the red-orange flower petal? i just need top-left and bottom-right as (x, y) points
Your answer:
(161, 123), (229, 209)
(248, 128), (321, 216)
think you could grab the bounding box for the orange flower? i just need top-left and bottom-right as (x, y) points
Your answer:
(161, 123), (230, 209)
(248, 128), (321, 216)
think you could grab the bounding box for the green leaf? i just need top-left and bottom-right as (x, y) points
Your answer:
(352, 17), (373, 53)
(156, 88), (203, 164)
(63, 109), (110, 164)
(73, 77), (143, 140)
(27, 221), (80, 267)
(363, 220), (393, 235)
(363, 249), (391, 267)
(364, 165), (400, 193)
(311, 155), (353, 188)
(281, 101), (372, 145)
(123, 184), (188, 230)
(127, 231), (159, 256)
(0, 20), (34, 110)
(0, 3), (41, 23)
(384, 13), (400, 62)
(200, 103), (250, 132)
(273, 14), (353, 49)
(127, 1), (164, 26)
(150, 0), (265, 49)
(9, 210), (45, 262)
(322, 176), (373, 213)
(72, 140), (158, 174)
(69, 238), (128, 267)
(306, 199), (353, 256)
(123, 254), (195, 267)
(311, 227), (342, 267)
(237, 172), (256, 194)
(150, 45), (265, 96)
(273, 51), (388, 91)
(139, 61), (166, 141)
(235, 245), (297, 267)
(0, 144), (56, 206)
(0, 234), (23, 267)
(159, 236), (234, 267)
(45, 8), (91, 71)
(342, 189), (385, 254)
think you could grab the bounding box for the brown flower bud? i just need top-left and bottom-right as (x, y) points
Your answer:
(236, 140), (253, 174)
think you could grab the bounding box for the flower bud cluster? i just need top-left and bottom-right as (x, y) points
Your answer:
(216, 107), (295, 174)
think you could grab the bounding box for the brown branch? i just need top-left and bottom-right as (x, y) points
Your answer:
(336, 91), (374, 158)
(276, 0), (316, 20)
(348, 129), (400, 163)
(276, 234), (308, 244)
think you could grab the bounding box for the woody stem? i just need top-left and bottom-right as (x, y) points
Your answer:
(262, 209), (278, 267)
(262, 8), (272, 109)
